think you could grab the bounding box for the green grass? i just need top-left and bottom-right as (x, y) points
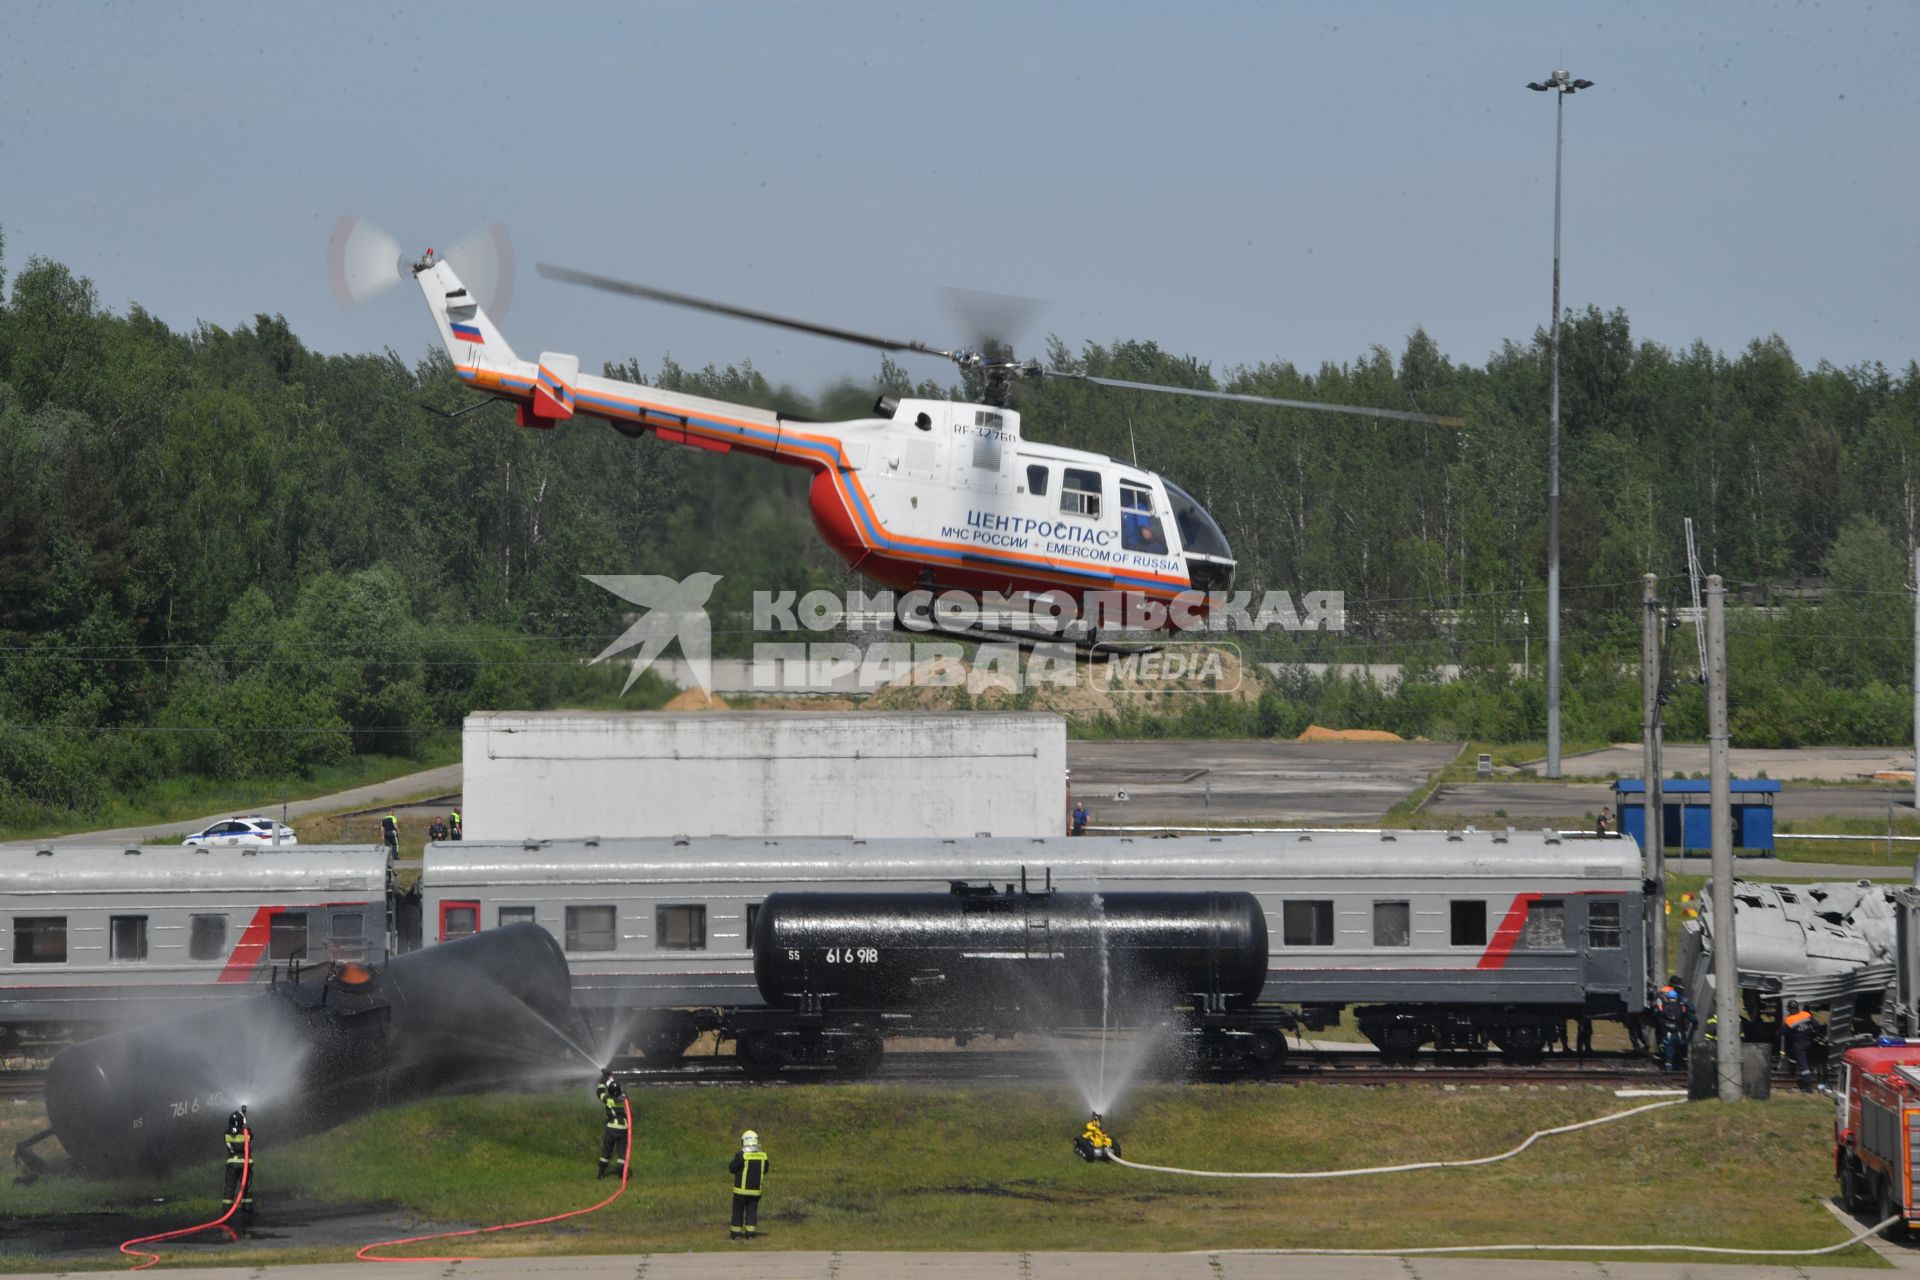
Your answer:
(0, 1083), (1881, 1269)
(0, 737), (460, 844)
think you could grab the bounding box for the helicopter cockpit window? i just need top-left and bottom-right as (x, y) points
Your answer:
(1162, 479), (1232, 559)
(1119, 484), (1166, 554)
(1026, 465), (1049, 496)
(1060, 468), (1102, 519)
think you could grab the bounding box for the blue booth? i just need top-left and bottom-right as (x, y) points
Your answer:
(1611, 778), (1779, 854)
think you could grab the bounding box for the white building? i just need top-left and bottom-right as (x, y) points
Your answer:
(462, 711), (1067, 840)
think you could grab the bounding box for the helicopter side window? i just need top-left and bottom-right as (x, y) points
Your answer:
(1119, 485), (1165, 553)
(1060, 468), (1102, 519)
(1026, 465), (1049, 496)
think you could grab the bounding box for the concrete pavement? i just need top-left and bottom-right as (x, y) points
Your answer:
(0, 1249), (1902, 1279)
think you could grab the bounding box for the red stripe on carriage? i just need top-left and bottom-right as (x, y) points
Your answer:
(216, 906), (278, 984)
(1476, 892), (1542, 970)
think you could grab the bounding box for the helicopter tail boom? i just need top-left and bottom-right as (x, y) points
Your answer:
(414, 257), (533, 394)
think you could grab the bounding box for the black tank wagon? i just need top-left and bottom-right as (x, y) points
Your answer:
(44, 923), (580, 1175)
(726, 881), (1287, 1076)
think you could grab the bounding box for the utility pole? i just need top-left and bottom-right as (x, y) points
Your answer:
(1642, 573), (1666, 988)
(1707, 574), (1740, 1102)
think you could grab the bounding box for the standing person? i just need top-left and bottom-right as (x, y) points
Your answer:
(729, 1129), (769, 1240)
(1656, 982), (1695, 1071)
(595, 1069), (629, 1179)
(1071, 802), (1090, 836)
(223, 1107), (255, 1222)
(1785, 1001), (1819, 1090)
(1596, 806), (1613, 837)
(449, 809), (462, 841)
(380, 813), (398, 854)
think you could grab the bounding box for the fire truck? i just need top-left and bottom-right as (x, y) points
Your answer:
(1834, 1045), (1920, 1233)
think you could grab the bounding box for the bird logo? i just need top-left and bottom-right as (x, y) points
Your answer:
(585, 573), (723, 695)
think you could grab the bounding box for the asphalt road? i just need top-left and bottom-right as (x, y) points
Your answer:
(18, 738), (1920, 849)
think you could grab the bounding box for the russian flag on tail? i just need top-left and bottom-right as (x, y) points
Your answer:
(450, 321), (484, 345)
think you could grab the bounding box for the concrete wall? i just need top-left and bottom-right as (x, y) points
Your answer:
(463, 711), (1067, 840)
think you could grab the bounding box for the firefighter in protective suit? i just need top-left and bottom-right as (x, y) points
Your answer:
(1074, 1112), (1120, 1162)
(595, 1070), (629, 1179)
(729, 1129), (769, 1240)
(223, 1107), (255, 1220)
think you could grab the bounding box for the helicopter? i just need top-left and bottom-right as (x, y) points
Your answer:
(411, 252), (1459, 642)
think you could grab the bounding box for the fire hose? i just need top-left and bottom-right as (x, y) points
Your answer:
(355, 1096), (633, 1262)
(118, 1133), (249, 1271)
(1111, 1098), (1898, 1259)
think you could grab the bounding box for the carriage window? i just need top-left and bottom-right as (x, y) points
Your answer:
(1026, 464), (1049, 496)
(1524, 901), (1566, 949)
(189, 914), (228, 960)
(110, 915), (149, 962)
(1060, 468), (1102, 519)
(1449, 900), (1488, 947)
(745, 903), (762, 948)
(656, 904), (707, 952)
(330, 911), (367, 956)
(566, 905), (617, 952)
(498, 906), (536, 928)
(1588, 900), (1622, 950)
(1282, 900), (1334, 946)
(269, 911), (309, 962)
(1119, 484), (1166, 553)
(11, 917), (66, 964)
(440, 900), (479, 942)
(1372, 901), (1411, 947)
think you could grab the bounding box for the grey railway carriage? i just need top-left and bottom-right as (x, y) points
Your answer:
(0, 845), (391, 1049)
(419, 830), (1646, 1066)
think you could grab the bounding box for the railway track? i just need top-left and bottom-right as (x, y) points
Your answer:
(0, 1069), (46, 1099)
(605, 1047), (1684, 1090)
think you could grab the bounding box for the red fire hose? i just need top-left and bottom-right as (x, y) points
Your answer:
(356, 1096), (633, 1262)
(119, 1132), (250, 1271)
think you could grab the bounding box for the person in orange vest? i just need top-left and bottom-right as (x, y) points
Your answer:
(1784, 1001), (1819, 1090)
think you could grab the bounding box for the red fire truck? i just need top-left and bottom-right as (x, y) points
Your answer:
(1834, 1045), (1920, 1233)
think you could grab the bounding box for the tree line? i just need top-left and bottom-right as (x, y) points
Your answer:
(1, 227), (1916, 826)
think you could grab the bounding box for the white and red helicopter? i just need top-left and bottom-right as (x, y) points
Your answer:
(411, 252), (1458, 639)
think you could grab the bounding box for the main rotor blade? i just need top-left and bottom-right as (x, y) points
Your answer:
(1044, 371), (1465, 427)
(538, 263), (958, 361)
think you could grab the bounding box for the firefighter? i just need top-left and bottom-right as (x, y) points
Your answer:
(1655, 982), (1695, 1071)
(380, 813), (398, 854)
(595, 1069), (629, 1179)
(729, 1129), (769, 1240)
(1785, 1001), (1819, 1090)
(1071, 802), (1090, 836)
(449, 810), (462, 841)
(223, 1107), (255, 1221)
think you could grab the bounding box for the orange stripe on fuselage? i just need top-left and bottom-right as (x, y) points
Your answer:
(458, 365), (1193, 597)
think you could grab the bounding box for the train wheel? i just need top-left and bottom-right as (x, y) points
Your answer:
(1495, 1024), (1548, 1064)
(1365, 1020), (1423, 1063)
(737, 1031), (785, 1078)
(1241, 1028), (1287, 1076)
(836, 1030), (885, 1079)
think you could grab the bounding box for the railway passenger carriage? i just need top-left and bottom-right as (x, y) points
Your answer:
(419, 830), (1646, 1064)
(0, 845), (391, 1047)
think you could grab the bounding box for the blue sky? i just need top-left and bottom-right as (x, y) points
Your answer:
(3, 0), (1913, 392)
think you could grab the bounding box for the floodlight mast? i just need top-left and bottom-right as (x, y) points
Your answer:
(1526, 68), (1593, 779)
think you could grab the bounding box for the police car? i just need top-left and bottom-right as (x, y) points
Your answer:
(181, 816), (300, 848)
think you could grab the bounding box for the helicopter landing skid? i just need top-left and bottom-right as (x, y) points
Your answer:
(891, 615), (1159, 659)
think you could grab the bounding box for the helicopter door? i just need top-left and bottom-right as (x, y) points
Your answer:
(957, 409), (1012, 494)
(1119, 483), (1167, 555)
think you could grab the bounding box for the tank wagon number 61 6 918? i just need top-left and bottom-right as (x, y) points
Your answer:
(797, 947), (881, 963)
